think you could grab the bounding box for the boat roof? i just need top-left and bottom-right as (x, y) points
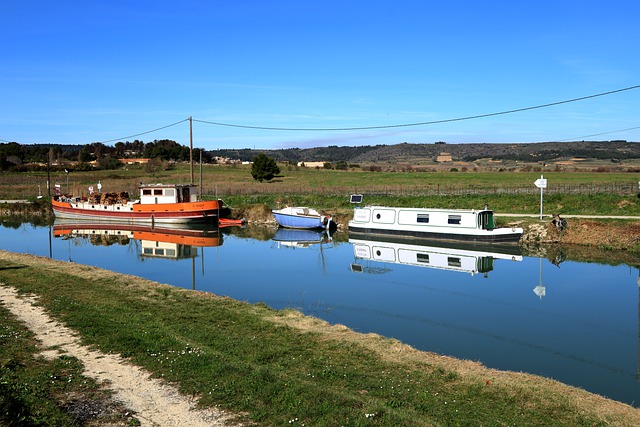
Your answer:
(138, 183), (196, 189)
(361, 205), (493, 214)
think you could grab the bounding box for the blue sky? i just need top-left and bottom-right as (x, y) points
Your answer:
(2, 1), (639, 150)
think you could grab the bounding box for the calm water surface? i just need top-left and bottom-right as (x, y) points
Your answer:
(1, 222), (639, 407)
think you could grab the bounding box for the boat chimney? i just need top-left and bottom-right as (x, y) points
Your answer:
(484, 203), (488, 210)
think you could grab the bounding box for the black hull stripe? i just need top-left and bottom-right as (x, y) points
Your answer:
(348, 226), (522, 244)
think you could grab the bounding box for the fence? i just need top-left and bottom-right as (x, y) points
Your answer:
(204, 182), (639, 198)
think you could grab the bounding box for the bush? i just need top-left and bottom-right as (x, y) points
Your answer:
(251, 154), (281, 182)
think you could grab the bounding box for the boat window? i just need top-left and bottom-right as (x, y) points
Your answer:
(142, 189), (152, 195)
(417, 214), (429, 223)
(448, 215), (462, 225)
(165, 189), (175, 197)
(155, 249), (165, 256)
(143, 248), (153, 255)
(417, 253), (429, 263)
(153, 189), (163, 196)
(166, 249), (176, 257)
(448, 257), (462, 267)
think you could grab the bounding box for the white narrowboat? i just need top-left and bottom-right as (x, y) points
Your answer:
(348, 204), (522, 244)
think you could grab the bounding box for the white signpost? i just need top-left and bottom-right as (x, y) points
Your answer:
(534, 175), (547, 220)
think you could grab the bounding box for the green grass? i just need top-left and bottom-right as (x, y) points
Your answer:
(222, 192), (640, 217)
(0, 256), (628, 426)
(2, 163), (640, 201)
(0, 303), (129, 426)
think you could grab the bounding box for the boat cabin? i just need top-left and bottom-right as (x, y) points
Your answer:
(352, 207), (497, 231)
(139, 184), (198, 205)
(141, 240), (198, 259)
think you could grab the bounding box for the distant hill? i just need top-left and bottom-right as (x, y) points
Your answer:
(207, 140), (640, 164)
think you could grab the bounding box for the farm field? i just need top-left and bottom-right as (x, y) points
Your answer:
(2, 163), (640, 217)
(2, 162), (639, 196)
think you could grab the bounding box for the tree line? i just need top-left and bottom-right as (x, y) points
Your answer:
(0, 140), (212, 172)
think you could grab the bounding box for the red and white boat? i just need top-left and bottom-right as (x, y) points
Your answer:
(52, 183), (222, 224)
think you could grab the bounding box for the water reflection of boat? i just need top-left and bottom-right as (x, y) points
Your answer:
(272, 228), (332, 249)
(53, 220), (222, 260)
(349, 236), (522, 275)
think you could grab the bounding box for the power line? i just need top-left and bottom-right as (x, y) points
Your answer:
(2, 85), (639, 145)
(194, 84), (640, 131)
(96, 118), (189, 144)
(558, 126), (640, 142)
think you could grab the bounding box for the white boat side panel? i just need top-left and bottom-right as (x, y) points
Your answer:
(141, 194), (176, 204)
(398, 209), (429, 226)
(397, 209), (477, 228)
(354, 244), (372, 259)
(353, 208), (371, 223)
(371, 208), (396, 224)
(398, 248), (430, 265)
(371, 245), (396, 262)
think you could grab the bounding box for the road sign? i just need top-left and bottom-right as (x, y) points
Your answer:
(534, 178), (547, 189)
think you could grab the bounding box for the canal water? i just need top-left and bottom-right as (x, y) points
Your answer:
(0, 221), (639, 407)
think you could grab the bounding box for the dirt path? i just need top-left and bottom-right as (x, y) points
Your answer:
(0, 285), (238, 427)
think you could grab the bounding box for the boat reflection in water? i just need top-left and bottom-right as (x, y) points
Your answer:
(272, 227), (333, 249)
(349, 236), (522, 275)
(53, 220), (223, 260)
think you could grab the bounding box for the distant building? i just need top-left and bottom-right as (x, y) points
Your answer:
(214, 156), (241, 165)
(119, 158), (150, 165)
(297, 161), (326, 168)
(435, 152), (452, 163)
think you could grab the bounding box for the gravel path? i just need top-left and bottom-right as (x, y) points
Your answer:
(0, 285), (238, 427)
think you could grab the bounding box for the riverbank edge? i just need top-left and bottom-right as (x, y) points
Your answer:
(1, 250), (640, 426)
(3, 199), (640, 251)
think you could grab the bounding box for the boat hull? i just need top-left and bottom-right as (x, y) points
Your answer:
(272, 207), (332, 229)
(348, 225), (522, 244)
(273, 212), (325, 229)
(52, 198), (221, 224)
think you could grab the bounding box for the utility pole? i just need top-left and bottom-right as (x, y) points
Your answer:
(47, 148), (52, 196)
(189, 116), (194, 184)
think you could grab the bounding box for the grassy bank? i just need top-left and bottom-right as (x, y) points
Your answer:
(1, 251), (639, 426)
(222, 192), (640, 219)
